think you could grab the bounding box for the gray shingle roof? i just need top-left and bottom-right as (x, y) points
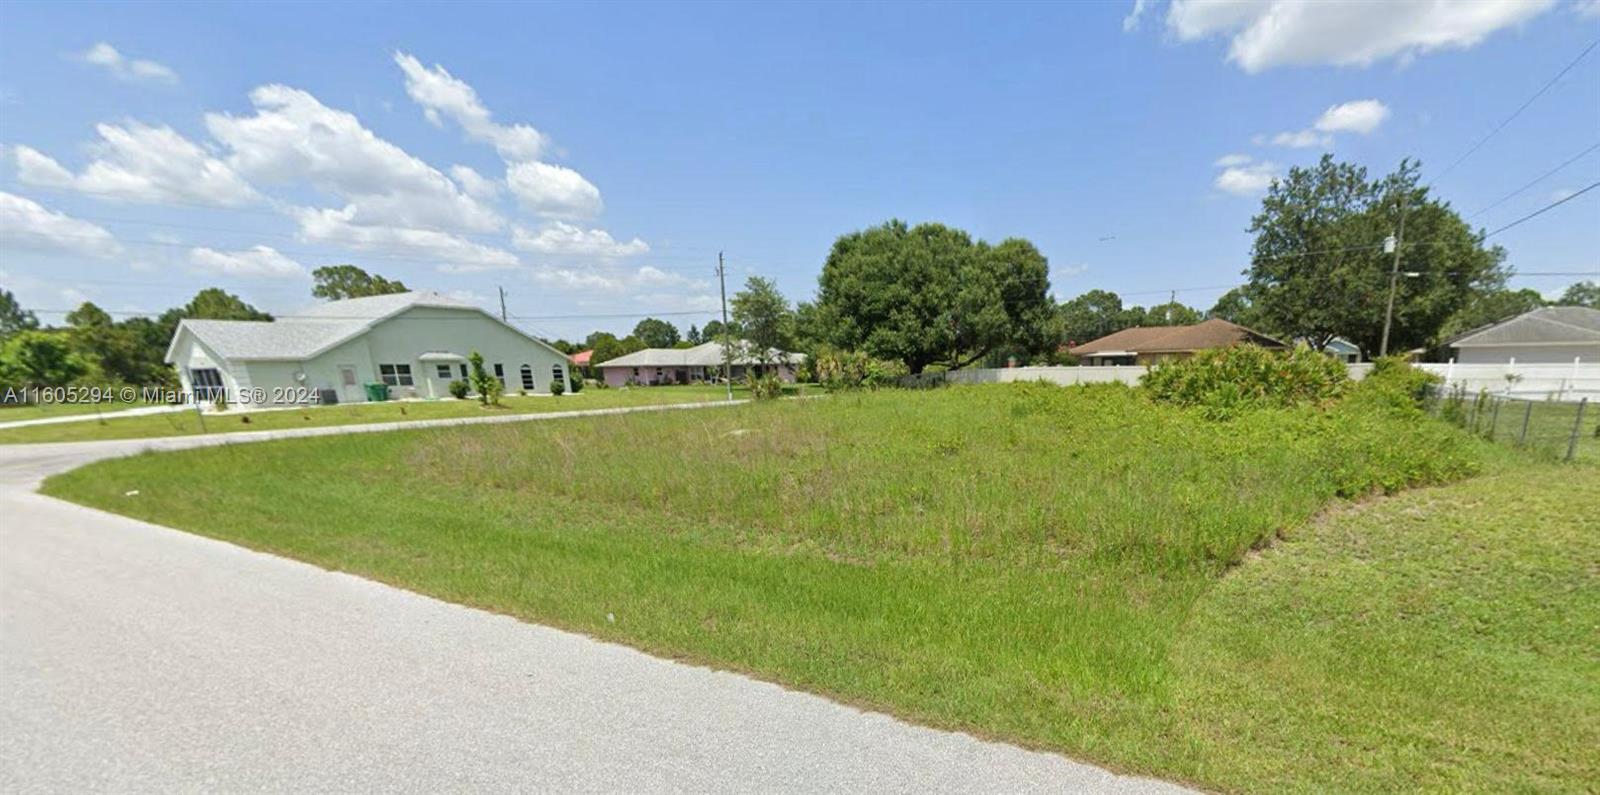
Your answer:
(596, 341), (802, 368)
(179, 319), (367, 360)
(168, 291), (510, 363)
(1449, 306), (1600, 347)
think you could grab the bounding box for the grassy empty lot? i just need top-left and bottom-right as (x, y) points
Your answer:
(43, 382), (1596, 791)
(0, 385), (740, 444)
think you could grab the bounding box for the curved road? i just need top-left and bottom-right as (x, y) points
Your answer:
(1, 405), (1192, 793)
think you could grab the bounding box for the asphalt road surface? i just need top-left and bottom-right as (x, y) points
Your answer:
(1, 409), (1193, 793)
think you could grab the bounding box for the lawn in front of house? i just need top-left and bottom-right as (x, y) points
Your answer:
(0, 385), (751, 444)
(44, 382), (1578, 792)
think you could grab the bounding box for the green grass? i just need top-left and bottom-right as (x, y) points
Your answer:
(1444, 394), (1600, 463)
(0, 396), (156, 423)
(41, 382), (1594, 791)
(0, 385), (745, 444)
(1168, 457), (1600, 792)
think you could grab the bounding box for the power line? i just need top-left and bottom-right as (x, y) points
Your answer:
(1481, 180), (1600, 239)
(1467, 141), (1600, 220)
(1434, 37), (1600, 182)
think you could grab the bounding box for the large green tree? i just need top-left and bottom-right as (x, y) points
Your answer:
(311, 265), (408, 301)
(587, 332), (645, 365)
(1245, 156), (1507, 354)
(631, 317), (680, 348)
(1, 288), (40, 339)
(1559, 280), (1600, 308)
(731, 276), (795, 364)
(1058, 290), (1127, 346)
(814, 220), (1054, 372)
(1142, 301), (1203, 326)
(1207, 287), (1266, 329)
(0, 330), (88, 389)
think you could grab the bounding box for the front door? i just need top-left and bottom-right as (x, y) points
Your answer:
(338, 365), (359, 403)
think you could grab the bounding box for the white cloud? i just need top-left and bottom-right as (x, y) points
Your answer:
(291, 205), (519, 273)
(506, 161), (603, 219)
(450, 164), (499, 201)
(1269, 129), (1332, 149)
(14, 123), (259, 207)
(77, 42), (178, 85)
(0, 191), (123, 258)
(207, 84), (502, 233)
(527, 261), (710, 295)
(1575, 0), (1600, 18)
(1213, 153), (1253, 167)
(1214, 160), (1280, 196)
(1123, 0), (1151, 32)
(188, 245), (308, 279)
(1165, 0), (1554, 72)
(1314, 99), (1390, 134)
(1266, 99), (1389, 149)
(512, 221), (648, 257)
(394, 52), (547, 161)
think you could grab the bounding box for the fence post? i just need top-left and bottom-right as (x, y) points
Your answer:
(1488, 398), (1501, 440)
(1567, 398), (1588, 462)
(1519, 400), (1533, 446)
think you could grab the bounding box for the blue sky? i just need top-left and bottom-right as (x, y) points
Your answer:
(1, 0), (1597, 341)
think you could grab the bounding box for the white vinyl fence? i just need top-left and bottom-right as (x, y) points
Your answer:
(909, 359), (1598, 402)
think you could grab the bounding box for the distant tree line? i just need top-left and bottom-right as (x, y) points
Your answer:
(9, 155), (1597, 394)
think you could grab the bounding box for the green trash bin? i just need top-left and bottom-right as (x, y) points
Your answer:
(363, 382), (390, 402)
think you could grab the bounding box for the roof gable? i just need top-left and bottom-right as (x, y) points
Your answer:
(165, 291), (567, 363)
(1069, 318), (1286, 356)
(1449, 306), (1600, 348)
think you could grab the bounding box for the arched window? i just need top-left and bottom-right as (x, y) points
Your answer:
(519, 364), (535, 391)
(551, 363), (566, 392)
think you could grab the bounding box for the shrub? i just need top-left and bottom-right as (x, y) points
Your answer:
(447, 379), (470, 400)
(813, 346), (908, 391)
(550, 376), (565, 396)
(1348, 355), (1440, 412)
(468, 352), (501, 406)
(1142, 344), (1347, 418)
(745, 371), (784, 400)
(568, 375), (583, 393)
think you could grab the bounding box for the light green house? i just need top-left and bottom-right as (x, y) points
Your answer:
(164, 291), (571, 406)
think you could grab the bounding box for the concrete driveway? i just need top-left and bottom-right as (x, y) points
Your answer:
(1, 406), (1193, 793)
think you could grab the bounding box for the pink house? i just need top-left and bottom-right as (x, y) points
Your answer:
(596, 341), (802, 387)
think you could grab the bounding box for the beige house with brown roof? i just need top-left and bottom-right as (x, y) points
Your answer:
(1068, 318), (1287, 366)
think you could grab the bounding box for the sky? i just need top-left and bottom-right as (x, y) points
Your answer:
(1, 0), (1597, 342)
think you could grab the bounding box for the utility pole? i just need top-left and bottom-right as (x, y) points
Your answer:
(498, 286), (508, 322)
(1379, 197), (1407, 358)
(717, 252), (733, 401)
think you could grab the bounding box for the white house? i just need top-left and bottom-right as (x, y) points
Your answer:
(165, 291), (572, 406)
(1445, 306), (1600, 365)
(595, 341), (802, 387)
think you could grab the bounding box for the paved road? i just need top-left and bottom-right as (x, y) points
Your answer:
(1, 407), (1193, 793)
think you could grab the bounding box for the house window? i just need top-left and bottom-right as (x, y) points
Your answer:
(379, 364), (414, 387)
(459, 363), (469, 380)
(189, 368), (224, 402)
(493, 363), (506, 387)
(436, 364), (453, 379)
(631, 367), (639, 377)
(520, 364), (535, 390)
(551, 364), (566, 390)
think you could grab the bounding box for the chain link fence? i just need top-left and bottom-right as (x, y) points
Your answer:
(1426, 386), (1596, 462)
